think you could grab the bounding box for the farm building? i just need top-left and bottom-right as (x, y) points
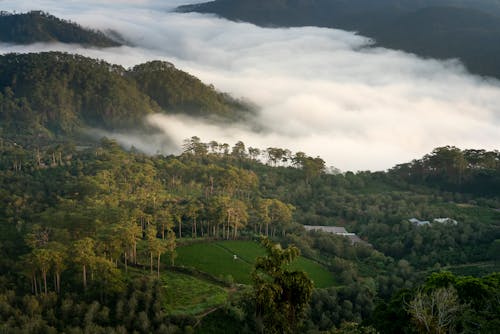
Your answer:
(303, 225), (369, 246)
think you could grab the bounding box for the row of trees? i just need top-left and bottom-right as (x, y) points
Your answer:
(390, 146), (500, 196)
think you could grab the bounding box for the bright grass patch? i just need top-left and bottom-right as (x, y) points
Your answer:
(161, 271), (228, 315)
(175, 240), (335, 288)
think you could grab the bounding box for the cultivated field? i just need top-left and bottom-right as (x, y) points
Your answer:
(175, 240), (336, 288)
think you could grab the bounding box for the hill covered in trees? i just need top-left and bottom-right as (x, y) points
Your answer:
(178, 0), (500, 79)
(0, 32), (498, 333)
(0, 52), (254, 141)
(0, 130), (498, 332)
(0, 11), (120, 47)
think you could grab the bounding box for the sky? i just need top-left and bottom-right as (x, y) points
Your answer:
(0, 0), (499, 171)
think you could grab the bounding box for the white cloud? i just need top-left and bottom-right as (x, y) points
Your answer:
(0, 0), (499, 170)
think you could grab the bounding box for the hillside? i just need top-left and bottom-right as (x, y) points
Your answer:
(174, 240), (335, 287)
(178, 0), (500, 78)
(128, 61), (254, 120)
(0, 134), (498, 332)
(0, 127), (498, 332)
(0, 52), (254, 141)
(0, 11), (120, 47)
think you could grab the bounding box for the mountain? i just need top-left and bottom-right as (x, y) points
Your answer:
(0, 11), (120, 47)
(0, 52), (254, 141)
(128, 61), (253, 120)
(178, 0), (500, 78)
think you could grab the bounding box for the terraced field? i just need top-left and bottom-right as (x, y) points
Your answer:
(161, 271), (228, 315)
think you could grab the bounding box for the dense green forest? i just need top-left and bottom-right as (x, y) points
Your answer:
(0, 52), (254, 140)
(0, 130), (498, 332)
(178, 0), (500, 79)
(0, 11), (120, 47)
(0, 48), (498, 333)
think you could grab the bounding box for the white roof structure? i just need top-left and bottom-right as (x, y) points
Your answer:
(303, 225), (370, 246)
(303, 225), (353, 235)
(409, 218), (431, 226)
(433, 218), (458, 225)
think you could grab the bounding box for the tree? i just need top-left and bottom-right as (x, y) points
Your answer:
(489, 239), (500, 264)
(252, 238), (313, 333)
(269, 199), (294, 237)
(48, 243), (66, 293)
(119, 220), (141, 270)
(407, 286), (463, 334)
(73, 238), (96, 289)
(257, 199), (272, 236)
(165, 228), (177, 266)
(145, 227), (167, 278)
(31, 248), (51, 294)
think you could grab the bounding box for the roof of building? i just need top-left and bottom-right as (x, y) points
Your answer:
(409, 218), (431, 226)
(304, 225), (348, 234)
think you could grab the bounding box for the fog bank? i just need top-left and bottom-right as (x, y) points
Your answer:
(1, 0), (499, 170)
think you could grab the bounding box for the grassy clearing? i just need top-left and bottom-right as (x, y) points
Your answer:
(443, 261), (500, 277)
(174, 240), (335, 288)
(161, 270), (228, 315)
(174, 242), (254, 283)
(288, 257), (337, 288)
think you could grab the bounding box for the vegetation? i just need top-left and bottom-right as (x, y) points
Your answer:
(178, 0), (500, 79)
(175, 240), (335, 287)
(0, 52), (254, 139)
(251, 238), (313, 333)
(0, 50), (498, 331)
(0, 129), (497, 332)
(161, 271), (228, 315)
(129, 61), (254, 120)
(0, 11), (120, 47)
(372, 271), (500, 333)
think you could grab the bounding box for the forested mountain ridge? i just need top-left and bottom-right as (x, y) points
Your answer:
(178, 0), (500, 78)
(0, 52), (254, 141)
(0, 11), (120, 47)
(128, 61), (254, 120)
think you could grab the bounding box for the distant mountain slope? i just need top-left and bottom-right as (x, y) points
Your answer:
(372, 6), (500, 77)
(128, 61), (253, 120)
(178, 0), (500, 78)
(0, 11), (120, 47)
(0, 52), (254, 140)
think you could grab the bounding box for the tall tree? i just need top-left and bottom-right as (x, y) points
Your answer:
(72, 237), (96, 289)
(252, 238), (313, 334)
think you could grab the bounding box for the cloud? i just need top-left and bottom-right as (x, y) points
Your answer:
(1, 0), (499, 171)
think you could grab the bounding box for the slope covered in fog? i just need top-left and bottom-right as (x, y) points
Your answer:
(178, 0), (500, 78)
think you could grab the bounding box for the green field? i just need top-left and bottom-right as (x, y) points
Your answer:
(161, 271), (228, 315)
(174, 240), (335, 288)
(443, 261), (500, 277)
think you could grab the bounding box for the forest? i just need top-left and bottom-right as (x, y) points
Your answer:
(0, 131), (498, 332)
(0, 44), (498, 332)
(0, 11), (120, 47)
(0, 52), (254, 140)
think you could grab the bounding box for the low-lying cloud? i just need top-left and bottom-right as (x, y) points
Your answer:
(1, 0), (499, 170)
